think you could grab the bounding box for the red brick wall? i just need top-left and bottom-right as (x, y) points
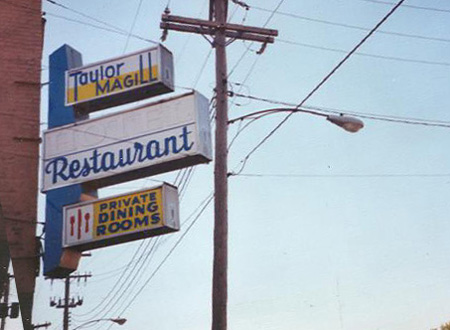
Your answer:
(0, 0), (43, 328)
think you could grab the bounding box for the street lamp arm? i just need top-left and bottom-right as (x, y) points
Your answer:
(228, 108), (364, 133)
(228, 107), (327, 124)
(72, 318), (127, 330)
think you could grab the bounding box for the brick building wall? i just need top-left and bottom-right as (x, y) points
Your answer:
(0, 1), (43, 329)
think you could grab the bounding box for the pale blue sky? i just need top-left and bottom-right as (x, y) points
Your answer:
(11, 0), (450, 329)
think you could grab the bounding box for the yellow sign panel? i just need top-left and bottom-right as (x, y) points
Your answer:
(93, 187), (163, 239)
(66, 66), (159, 105)
(63, 183), (179, 250)
(64, 45), (174, 112)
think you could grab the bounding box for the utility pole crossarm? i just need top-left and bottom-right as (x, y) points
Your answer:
(162, 15), (278, 36)
(32, 322), (51, 329)
(160, 22), (274, 43)
(161, 14), (278, 44)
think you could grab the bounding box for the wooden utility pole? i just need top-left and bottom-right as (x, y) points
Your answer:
(50, 273), (91, 330)
(63, 277), (70, 330)
(212, 1), (228, 328)
(161, 2), (277, 330)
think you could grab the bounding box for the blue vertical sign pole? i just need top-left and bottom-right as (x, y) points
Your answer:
(44, 45), (94, 278)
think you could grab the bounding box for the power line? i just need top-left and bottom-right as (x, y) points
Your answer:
(173, 0), (210, 67)
(0, 0), (159, 44)
(45, 0), (154, 43)
(87, 239), (162, 328)
(231, 92), (450, 129)
(45, 12), (157, 44)
(232, 173), (450, 178)
(95, 240), (163, 327)
(228, 0), (285, 77)
(233, 0), (406, 174)
(192, 49), (214, 88)
(73, 240), (148, 319)
(76, 239), (159, 321)
(123, 0), (145, 53)
(105, 193), (214, 325)
(278, 38), (450, 67)
(171, 96), (216, 204)
(251, 5), (450, 44)
(75, 190), (214, 328)
(357, 0), (450, 14)
(227, 0), (285, 125)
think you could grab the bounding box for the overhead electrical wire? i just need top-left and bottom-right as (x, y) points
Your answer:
(3, 0), (158, 44)
(173, 0), (210, 67)
(35, 0), (442, 326)
(278, 38), (450, 67)
(357, 0), (450, 14)
(88, 192), (213, 329)
(45, 0), (157, 44)
(102, 193), (214, 328)
(233, 173), (450, 178)
(74, 238), (161, 324)
(40, 11), (448, 70)
(44, 10), (450, 69)
(97, 244), (163, 325)
(171, 1), (246, 196)
(232, 0), (406, 175)
(226, 0), (286, 149)
(39, 1), (215, 328)
(123, 0), (145, 52)
(228, 0), (285, 77)
(75, 100), (213, 318)
(70, 4), (214, 322)
(230, 92), (450, 129)
(73, 239), (149, 318)
(251, 5), (450, 44)
(45, 12), (158, 44)
(88, 238), (163, 328)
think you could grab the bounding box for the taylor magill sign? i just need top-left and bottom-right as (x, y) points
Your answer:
(63, 183), (179, 250)
(42, 91), (212, 192)
(65, 44), (174, 113)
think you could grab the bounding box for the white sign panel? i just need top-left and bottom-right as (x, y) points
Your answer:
(63, 184), (179, 250)
(65, 44), (174, 112)
(42, 91), (212, 192)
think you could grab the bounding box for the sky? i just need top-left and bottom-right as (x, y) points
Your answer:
(8, 0), (450, 329)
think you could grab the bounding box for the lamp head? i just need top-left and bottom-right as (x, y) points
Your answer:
(326, 114), (364, 133)
(112, 318), (127, 325)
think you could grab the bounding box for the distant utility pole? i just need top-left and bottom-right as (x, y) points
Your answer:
(0, 274), (11, 330)
(0, 274), (18, 330)
(160, 1), (277, 329)
(49, 273), (91, 330)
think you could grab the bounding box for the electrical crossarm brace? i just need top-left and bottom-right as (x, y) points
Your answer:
(161, 14), (278, 46)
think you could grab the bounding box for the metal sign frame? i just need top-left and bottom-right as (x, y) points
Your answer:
(62, 183), (180, 251)
(65, 44), (174, 113)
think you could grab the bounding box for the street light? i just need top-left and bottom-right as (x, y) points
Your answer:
(228, 108), (365, 133)
(72, 318), (127, 330)
(326, 114), (364, 133)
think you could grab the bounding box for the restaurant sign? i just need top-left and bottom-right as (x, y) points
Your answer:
(42, 91), (212, 192)
(63, 183), (179, 250)
(65, 44), (174, 113)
